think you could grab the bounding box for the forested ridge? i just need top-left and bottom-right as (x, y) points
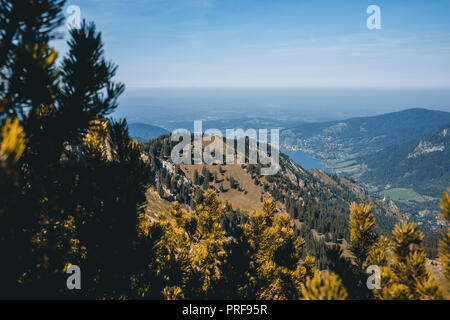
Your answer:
(359, 125), (449, 197)
(142, 134), (405, 268)
(0, 0), (449, 299)
(281, 108), (450, 161)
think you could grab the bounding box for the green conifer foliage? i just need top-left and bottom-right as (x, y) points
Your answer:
(376, 222), (443, 300)
(301, 271), (348, 300)
(367, 235), (390, 267)
(242, 199), (310, 299)
(349, 203), (377, 269)
(0, 1), (144, 298)
(438, 192), (450, 281)
(135, 190), (226, 299)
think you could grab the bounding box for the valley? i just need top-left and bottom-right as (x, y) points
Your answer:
(132, 108), (450, 258)
(141, 135), (404, 268)
(132, 108), (449, 236)
(277, 108), (450, 235)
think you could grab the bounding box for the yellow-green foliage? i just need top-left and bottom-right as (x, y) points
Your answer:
(83, 119), (111, 160)
(348, 201), (445, 300)
(191, 190), (227, 292)
(349, 202), (377, 269)
(163, 286), (184, 300)
(439, 192), (450, 281)
(301, 271), (348, 300)
(138, 189), (226, 297)
(375, 221), (443, 300)
(304, 256), (317, 278)
(141, 194), (324, 300)
(0, 117), (26, 167)
(243, 199), (311, 299)
(24, 43), (57, 69)
(0, 117), (26, 217)
(150, 208), (191, 291)
(367, 235), (390, 267)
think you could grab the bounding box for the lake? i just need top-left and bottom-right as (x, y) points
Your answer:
(283, 150), (324, 171)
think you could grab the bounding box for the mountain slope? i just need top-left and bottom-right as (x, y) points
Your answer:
(359, 125), (449, 197)
(281, 108), (450, 162)
(141, 135), (403, 267)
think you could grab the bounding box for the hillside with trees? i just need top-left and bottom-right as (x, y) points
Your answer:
(359, 125), (449, 198)
(128, 123), (169, 142)
(0, 0), (448, 300)
(281, 108), (450, 162)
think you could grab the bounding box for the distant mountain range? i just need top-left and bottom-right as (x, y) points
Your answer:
(359, 125), (449, 198)
(281, 108), (450, 160)
(132, 108), (449, 232)
(128, 123), (168, 142)
(279, 108), (450, 230)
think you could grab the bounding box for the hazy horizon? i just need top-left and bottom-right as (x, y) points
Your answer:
(114, 87), (450, 125)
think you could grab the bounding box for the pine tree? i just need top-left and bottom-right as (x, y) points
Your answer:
(376, 221), (443, 300)
(202, 175), (210, 189)
(135, 190), (227, 299)
(367, 235), (390, 267)
(190, 189), (227, 296)
(327, 202), (378, 299)
(242, 199), (311, 299)
(438, 192), (450, 281)
(0, 0), (68, 298)
(349, 202), (377, 269)
(301, 270), (348, 300)
(1, 133), (28, 286)
(0, 1), (146, 298)
(193, 169), (200, 185)
(135, 202), (192, 299)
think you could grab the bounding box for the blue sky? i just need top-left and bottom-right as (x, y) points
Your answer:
(55, 0), (450, 88)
